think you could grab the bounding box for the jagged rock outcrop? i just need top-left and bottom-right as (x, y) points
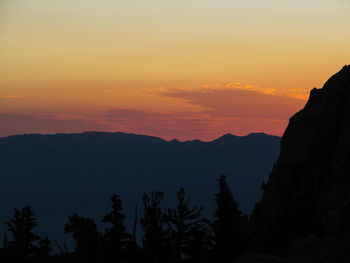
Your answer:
(252, 65), (350, 262)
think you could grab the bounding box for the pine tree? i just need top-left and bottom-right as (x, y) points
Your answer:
(37, 237), (52, 261)
(5, 205), (41, 260)
(64, 214), (99, 261)
(141, 191), (170, 263)
(2, 233), (9, 249)
(101, 194), (133, 261)
(167, 187), (211, 262)
(1, 233), (10, 261)
(185, 224), (213, 263)
(213, 175), (246, 262)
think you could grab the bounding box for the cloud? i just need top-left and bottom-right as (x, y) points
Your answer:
(147, 80), (309, 100)
(96, 107), (289, 140)
(156, 86), (306, 120)
(103, 89), (116, 93)
(1, 95), (23, 99)
(0, 82), (308, 140)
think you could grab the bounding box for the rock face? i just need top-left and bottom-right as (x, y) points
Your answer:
(253, 66), (350, 261)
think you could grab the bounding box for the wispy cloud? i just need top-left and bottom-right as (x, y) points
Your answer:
(103, 89), (117, 93)
(0, 82), (308, 140)
(150, 84), (306, 120)
(1, 95), (23, 99)
(144, 79), (309, 101)
(0, 102), (298, 141)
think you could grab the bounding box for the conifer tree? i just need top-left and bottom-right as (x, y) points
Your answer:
(213, 175), (246, 262)
(101, 194), (134, 261)
(64, 214), (99, 261)
(5, 205), (41, 260)
(37, 237), (52, 261)
(1, 233), (10, 261)
(185, 224), (213, 263)
(2, 233), (9, 249)
(167, 187), (211, 262)
(141, 191), (170, 263)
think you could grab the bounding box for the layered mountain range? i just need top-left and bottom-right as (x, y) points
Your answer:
(0, 131), (280, 246)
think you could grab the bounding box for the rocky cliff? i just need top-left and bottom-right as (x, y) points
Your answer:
(250, 65), (350, 262)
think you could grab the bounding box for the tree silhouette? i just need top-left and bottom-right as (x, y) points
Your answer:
(141, 191), (170, 263)
(5, 205), (41, 261)
(166, 187), (211, 262)
(1, 233), (10, 261)
(213, 175), (247, 262)
(64, 214), (99, 262)
(2, 233), (9, 250)
(0, 177), (254, 263)
(101, 194), (135, 261)
(185, 224), (213, 263)
(37, 237), (52, 262)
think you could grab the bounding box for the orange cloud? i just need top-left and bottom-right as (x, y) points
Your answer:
(145, 80), (309, 101)
(2, 95), (23, 99)
(155, 87), (306, 120)
(103, 89), (117, 93)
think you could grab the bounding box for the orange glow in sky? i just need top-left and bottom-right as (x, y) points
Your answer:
(1, 0), (349, 140)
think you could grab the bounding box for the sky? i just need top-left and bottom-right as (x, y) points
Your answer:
(1, 0), (349, 141)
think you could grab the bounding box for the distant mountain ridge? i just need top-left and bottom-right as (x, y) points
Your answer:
(0, 131), (275, 142)
(0, 131), (280, 246)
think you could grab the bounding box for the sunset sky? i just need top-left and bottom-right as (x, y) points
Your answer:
(1, 0), (349, 140)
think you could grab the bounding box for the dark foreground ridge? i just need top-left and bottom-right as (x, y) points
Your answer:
(247, 65), (350, 262)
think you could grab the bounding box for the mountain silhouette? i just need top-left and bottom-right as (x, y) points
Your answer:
(0, 131), (280, 247)
(238, 65), (350, 262)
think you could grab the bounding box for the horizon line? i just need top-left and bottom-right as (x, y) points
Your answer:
(0, 130), (281, 143)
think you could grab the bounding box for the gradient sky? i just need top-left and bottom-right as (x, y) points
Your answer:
(1, 0), (349, 140)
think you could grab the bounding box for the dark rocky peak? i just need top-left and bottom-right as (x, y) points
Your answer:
(278, 65), (350, 167)
(252, 66), (350, 261)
